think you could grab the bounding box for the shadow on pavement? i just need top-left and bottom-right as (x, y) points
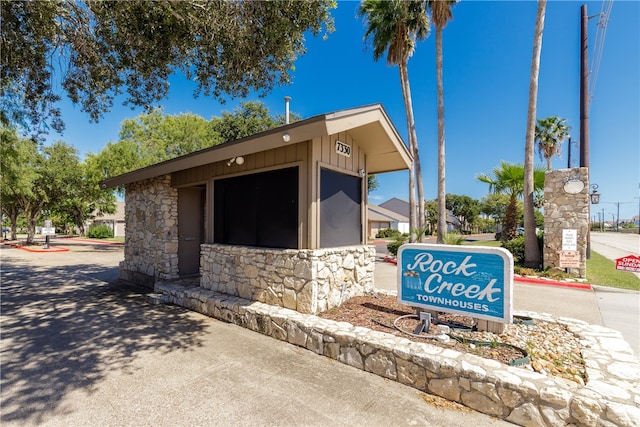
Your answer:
(0, 260), (208, 425)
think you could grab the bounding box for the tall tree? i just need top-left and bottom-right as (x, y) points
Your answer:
(0, 127), (36, 239)
(523, 0), (547, 267)
(359, 0), (429, 242)
(118, 108), (222, 166)
(445, 194), (479, 233)
(94, 101), (295, 181)
(427, 0), (457, 243)
(58, 158), (117, 236)
(477, 161), (544, 244)
(479, 193), (512, 226)
(211, 101), (281, 143)
(535, 116), (570, 170)
(1, 0), (335, 136)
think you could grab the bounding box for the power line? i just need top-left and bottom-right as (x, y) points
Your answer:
(589, 0), (614, 104)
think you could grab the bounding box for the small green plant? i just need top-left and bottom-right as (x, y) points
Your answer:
(443, 232), (465, 245)
(387, 234), (408, 256)
(87, 224), (114, 239)
(376, 228), (402, 239)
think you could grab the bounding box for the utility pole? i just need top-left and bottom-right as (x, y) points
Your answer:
(580, 4), (590, 170)
(581, 4), (592, 259)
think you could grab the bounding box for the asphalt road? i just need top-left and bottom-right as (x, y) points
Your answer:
(0, 241), (513, 427)
(589, 232), (640, 354)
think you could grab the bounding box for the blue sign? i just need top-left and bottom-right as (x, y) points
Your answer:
(397, 244), (513, 323)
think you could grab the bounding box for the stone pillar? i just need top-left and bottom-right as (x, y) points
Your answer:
(120, 175), (179, 286)
(543, 168), (589, 277)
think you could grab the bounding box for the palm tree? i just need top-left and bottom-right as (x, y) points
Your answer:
(426, 0), (457, 244)
(359, 0), (430, 242)
(535, 116), (570, 170)
(477, 161), (544, 244)
(523, 0), (547, 267)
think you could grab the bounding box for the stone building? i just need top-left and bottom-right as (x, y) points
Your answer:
(101, 104), (412, 314)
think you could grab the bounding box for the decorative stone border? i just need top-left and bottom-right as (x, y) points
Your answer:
(155, 282), (640, 427)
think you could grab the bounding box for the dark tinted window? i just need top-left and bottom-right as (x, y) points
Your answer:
(320, 168), (362, 247)
(214, 167), (298, 248)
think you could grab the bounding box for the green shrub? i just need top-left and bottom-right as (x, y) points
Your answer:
(503, 236), (525, 264)
(387, 234), (408, 256)
(376, 228), (402, 239)
(87, 224), (114, 239)
(502, 233), (544, 265)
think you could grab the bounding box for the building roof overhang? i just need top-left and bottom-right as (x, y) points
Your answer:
(101, 103), (412, 189)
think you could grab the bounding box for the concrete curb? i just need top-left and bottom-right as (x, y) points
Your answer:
(56, 237), (124, 245)
(1, 241), (69, 252)
(514, 276), (592, 290)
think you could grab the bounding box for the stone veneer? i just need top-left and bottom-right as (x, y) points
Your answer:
(200, 244), (376, 314)
(544, 168), (590, 277)
(120, 175), (179, 286)
(155, 282), (640, 427)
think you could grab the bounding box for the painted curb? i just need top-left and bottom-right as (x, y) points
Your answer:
(1, 241), (69, 252)
(514, 276), (592, 290)
(58, 237), (124, 246)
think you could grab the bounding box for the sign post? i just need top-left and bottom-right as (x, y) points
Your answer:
(397, 244), (513, 332)
(42, 221), (55, 249)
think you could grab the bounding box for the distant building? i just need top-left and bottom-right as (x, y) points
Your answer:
(379, 197), (461, 233)
(368, 203), (409, 238)
(89, 202), (126, 237)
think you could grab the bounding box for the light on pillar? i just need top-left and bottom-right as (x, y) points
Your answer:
(590, 184), (600, 204)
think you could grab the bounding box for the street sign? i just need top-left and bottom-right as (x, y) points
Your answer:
(397, 244), (513, 323)
(42, 227), (56, 235)
(615, 255), (640, 272)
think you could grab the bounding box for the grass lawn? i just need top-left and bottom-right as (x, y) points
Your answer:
(586, 251), (640, 291)
(464, 239), (501, 247)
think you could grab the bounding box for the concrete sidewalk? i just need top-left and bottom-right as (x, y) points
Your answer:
(0, 244), (513, 427)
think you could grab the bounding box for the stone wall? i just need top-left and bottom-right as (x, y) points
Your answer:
(120, 175), (179, 286)
(543, 168), (590, 277)
(155, 283), (640, 427)
(200, 244), (376, 314)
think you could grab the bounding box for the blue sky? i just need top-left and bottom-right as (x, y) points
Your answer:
(49, 0), (639, 220)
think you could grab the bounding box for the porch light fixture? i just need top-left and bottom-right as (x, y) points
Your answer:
(282, 133), (291, 142)
(590, 184), (600, 204)
(226, 156), (245, 166)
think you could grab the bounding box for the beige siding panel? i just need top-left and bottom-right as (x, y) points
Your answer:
(264, 148), (275, 167)
(255, 151), (265, 169)
(285, 144), (297, 163)
(172, 144), (307, 187)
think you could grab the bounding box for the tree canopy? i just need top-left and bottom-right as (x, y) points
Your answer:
(535, 116), (570, 170)
(0, 129), (115, 242)
(477, 161), (544, 243)
(1, 0), (335, 136)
